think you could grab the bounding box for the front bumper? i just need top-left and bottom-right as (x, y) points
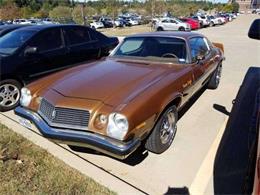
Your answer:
(15, 106), (141, 160)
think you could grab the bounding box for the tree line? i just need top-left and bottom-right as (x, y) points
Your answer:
(0, 0), (239, 24)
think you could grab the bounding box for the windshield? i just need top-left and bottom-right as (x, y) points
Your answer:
(0, 30), (36, 55)
(112, 37), (187, 63)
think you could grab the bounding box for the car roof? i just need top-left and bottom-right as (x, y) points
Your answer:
(126, 31), (203, 40)
(0, 24), (30, 30)
(12, 24), (89, 32)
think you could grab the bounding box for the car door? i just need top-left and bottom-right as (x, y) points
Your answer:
(169, 19), (178, 30)
(189, 37), (217, 94)
(63, 26), (100, 64)
(22, 27), (67, 78)
(161, 19), (170, 30)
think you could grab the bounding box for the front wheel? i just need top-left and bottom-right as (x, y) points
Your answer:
(179, 27), (185, 31)
(145, 105), (178, 154)
(0, 79), (22, 112)
(208, 64), (222, 89)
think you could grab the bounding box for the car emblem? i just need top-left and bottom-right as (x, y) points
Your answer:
(51, 110), (56, 120)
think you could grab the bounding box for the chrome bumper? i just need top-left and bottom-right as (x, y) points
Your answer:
(15, 106), (141, 160)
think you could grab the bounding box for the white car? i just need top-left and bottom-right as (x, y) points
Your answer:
(207, 16), (221, 26)
(214, 16), (226, 24)
(127, 18), (139, 26)
(90, 21), (104, 29)
(155, 18), (191, 31)
(192, 15), (210, 27)
(13, 19), (32, 25)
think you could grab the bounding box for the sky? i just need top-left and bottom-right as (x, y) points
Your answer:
(77, 0), (229, 4)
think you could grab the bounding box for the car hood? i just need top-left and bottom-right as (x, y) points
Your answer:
(50, 58), (171, 106)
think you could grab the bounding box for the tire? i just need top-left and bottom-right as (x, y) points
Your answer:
(0, 79), (22, 112)
(145, 105), (178, 154)
(208, 64), (222, 89)
(157, 27), (163, 31)
(179, 27), (185, 31)
(210, 22), (214, 27)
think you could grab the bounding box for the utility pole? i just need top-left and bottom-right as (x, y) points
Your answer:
(81, 0), (86, 25)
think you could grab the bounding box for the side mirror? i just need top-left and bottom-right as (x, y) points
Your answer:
(24, 47), (38, 56)
(248, 19), (260, 40)
(197, 55), (205, 62)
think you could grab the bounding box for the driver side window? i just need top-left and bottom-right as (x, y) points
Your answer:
(189, 37), (210, 63)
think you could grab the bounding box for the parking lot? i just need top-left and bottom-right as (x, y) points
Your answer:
(0, 14), (259, 195)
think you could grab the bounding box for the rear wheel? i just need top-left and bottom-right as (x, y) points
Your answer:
(145, 105), (178, 154)
(0, 79), (22, 112)
(157, 27), (163, 31)
(210, 21), (214, 27)
(208, 64), (222, 89)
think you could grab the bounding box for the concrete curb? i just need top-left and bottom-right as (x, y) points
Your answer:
(0, 112), (145, 195)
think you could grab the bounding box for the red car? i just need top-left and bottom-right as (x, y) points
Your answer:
(179, 18), (200, 30)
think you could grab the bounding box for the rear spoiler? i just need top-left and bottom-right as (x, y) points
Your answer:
(212, 42), (224, 53)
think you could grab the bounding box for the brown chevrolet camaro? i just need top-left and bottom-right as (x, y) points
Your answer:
(15, 31), (225, 159)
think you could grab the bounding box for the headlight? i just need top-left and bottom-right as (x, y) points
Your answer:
(20, 88), (32, 107)
(107, 113), (128, 140)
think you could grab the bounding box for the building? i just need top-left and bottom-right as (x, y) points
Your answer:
(235, 0), (260, 12)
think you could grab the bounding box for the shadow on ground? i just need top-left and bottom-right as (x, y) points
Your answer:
(164, 186), (190, 195)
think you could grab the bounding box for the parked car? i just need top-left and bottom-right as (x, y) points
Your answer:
(120, 18), (132, 27)
(13, 19), (32, 25)
(155, 18), (191, 31)
(207, 15), (221, 27)
(192, 15), (210, 27)
(90, 21), (104, 29)
(15, 31), (225, 159)
(0, 24), (119, 111)
(0, 24), (30, 37)
(99, 18), (113, 28)
(114, 19), (124, 27)
(179, 17), (200, 30)
(127, 18), (139, 26)
(214, 15), (226, 25)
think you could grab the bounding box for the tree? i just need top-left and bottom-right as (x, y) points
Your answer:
(49, 6), (71, 19)
(222, 4), (233, 12)
(71, 5), (96, 24)
(20, 6), (33, 18)
(232, 2), (239, 13)
(0, 2), (21, 20)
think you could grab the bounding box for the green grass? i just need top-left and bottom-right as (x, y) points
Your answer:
(0, 124), (116, 195)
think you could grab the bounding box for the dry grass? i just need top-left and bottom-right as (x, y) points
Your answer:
(0, 124), (116, 195)
(98, 24), (154, 37)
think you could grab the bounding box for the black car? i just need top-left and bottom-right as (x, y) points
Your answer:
(0, 24), (30, 37)
(99, 18), (113, 28)
(0, 24), (119, 111)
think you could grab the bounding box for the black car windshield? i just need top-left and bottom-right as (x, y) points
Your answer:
(0, 29), (36, 55)
(112, 37), (187, 63)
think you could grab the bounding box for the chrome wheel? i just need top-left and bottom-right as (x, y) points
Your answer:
(160, 109), (177, 144)
(0, 84), (20, 108)
(216, 65), (222, 85)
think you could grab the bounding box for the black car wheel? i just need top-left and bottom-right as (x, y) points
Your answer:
(179, 27), (185, 31)
(157, 27), (163, 31)
(145, 105), (178, 154)
(0, 79), (22, 112)
(208, 64), (222, 89)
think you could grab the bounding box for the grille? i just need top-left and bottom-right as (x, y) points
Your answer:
(38, 98), (90, 130)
